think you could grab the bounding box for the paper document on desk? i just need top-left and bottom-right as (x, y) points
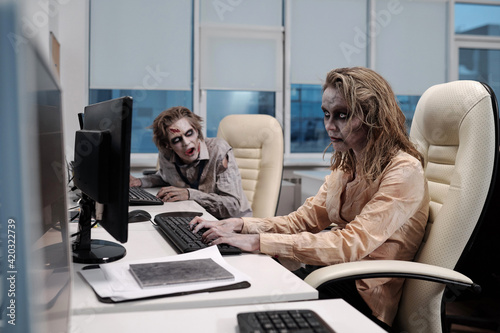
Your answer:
(79, 246), (251, 302)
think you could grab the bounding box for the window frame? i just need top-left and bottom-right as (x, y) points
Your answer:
(125, 0), (500, 169)
(450, 0), (500, 81)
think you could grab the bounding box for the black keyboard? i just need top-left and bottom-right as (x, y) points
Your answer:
(129, 187), (164, 206)
(237, 309), (335, 333)
(154, 215), (241, 255)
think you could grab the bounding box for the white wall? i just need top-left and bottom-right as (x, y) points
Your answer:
(17, 0), (87, 162)
(59, 0), (88, 162)
(19, 0), (57, 69)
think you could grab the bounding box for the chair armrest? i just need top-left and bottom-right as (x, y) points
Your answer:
(303, 260), (480, 292)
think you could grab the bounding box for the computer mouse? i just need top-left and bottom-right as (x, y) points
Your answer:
(128, 210), (152, 223)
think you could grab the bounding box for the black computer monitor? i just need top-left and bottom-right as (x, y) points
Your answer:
(72, 96), (133, 264)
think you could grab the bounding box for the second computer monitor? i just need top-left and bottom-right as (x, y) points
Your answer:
(72, 96), (133, 263)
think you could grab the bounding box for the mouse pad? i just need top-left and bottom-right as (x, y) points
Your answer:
(155, 211), (203, 218)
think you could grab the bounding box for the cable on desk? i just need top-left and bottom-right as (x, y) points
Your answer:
(70, 220), (98, 238)
(69, 199), (99, 238)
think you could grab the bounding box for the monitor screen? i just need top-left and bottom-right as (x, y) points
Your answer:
(72, 96), (133, 263)
(33, 60), (72, 333)
(0, 2), (71, 331)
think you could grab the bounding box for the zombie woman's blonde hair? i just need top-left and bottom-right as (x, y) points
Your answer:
(324, 67), (423, 181)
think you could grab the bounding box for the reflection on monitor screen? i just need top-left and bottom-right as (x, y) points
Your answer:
(72, 96), (133, 264)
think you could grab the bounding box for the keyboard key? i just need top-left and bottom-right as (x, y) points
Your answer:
(237, 309), (335, 333)
(154, 215), (242, 255)
(129, 187), (164, 206)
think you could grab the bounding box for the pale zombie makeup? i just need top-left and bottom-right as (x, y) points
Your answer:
(321, 86), (368, 157)
(167, 118), (201, 164)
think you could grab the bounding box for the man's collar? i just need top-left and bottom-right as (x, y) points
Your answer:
(198, 140), (209, 161)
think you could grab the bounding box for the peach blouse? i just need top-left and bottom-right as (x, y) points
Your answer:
(241, 150), (429, 325)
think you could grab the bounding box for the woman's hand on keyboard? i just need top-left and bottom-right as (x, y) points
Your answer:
(189, 217), (259, 252)
(206, 233), (260, 252)
(189, 217), (243, 234)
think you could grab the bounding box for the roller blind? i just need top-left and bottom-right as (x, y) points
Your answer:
(89, 0), (191, 90)
(199, 0), (283, 92)
(375, 0), (447, 95)
(200, 0), (282, 26)
(200, 26), (283, 91)
(290, 0), (367, 85)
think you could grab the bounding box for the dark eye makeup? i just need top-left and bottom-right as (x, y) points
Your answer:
(323, 109), (349, 120)
(170, 129), (195, 145)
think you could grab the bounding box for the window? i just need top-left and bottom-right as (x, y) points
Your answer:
(290, 84), (328, 153)
(205, 91), (275, 137)
(454, 2), (500, 98)
(374, 0), (447, 95)
(397, 95), (421, 131)
(287, 0), (367, 159)
(86, 1), (490, 165)
(459, 48), (500, 97)
(286, 0), (445, 157)
(290, 84), (420, 154)
(89, 89), (192, 153)
(455, 3), (500, 36)
(89, 0), (192, 163)
(199, 24), (283, 138)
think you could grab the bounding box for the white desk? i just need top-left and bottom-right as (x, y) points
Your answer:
(70, 200), (318, 316)
(70, 299), (386, 333)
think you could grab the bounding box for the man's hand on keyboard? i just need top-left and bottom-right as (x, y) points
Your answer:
(129, 175), (142, 187)
(156, 186), (189, 202)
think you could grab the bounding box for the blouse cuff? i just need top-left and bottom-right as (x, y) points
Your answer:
(260, 233), (295, 258)
(241, 217), (263, 233)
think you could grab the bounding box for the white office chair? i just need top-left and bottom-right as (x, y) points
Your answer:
(304, 80), (499, 333)
(217, 114), (284, 218)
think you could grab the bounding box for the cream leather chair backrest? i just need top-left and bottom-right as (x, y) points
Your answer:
(396, 80), (499, 332)
(217, 114), (284, 218)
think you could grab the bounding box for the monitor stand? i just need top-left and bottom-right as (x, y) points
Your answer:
(72, 194), (126, 264)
